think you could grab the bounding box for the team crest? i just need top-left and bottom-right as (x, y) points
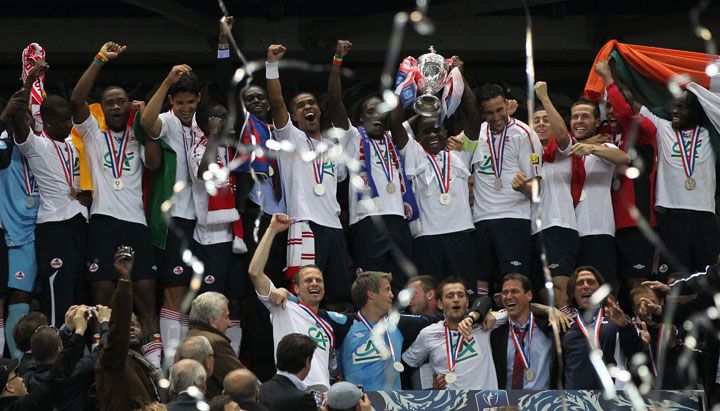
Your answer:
(14, 271), (25, 281)
(204, 275), (215, 284)
(50, 258), (63, 269)
(89, 263), (99, 273)
(173, 266), (184, 275)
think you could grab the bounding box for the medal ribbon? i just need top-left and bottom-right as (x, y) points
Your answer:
(486, 120), (510, 179)
(45, 132), (74, 187)
(305, 135), (324, 185)
(368, 133), (394, 184)
(103, 129), (130, 179)
(576, 308), (604, 349)
(298, 302), (335, 349)
(509, 312), (535, 371)
(355, 311), (398, 364)
(425, 149), (451, 194)
(182, 125), (196, 153)
(646, 323), (666, 377)
(20, 156), (36, 195)
(444, 322), (465, 373)
(675, 127), (700, 179)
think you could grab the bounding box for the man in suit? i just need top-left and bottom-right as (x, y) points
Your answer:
(260, 333), (318, 411)
(490, 273), (557, 389)
(223, 368), (268, 411)
(167, 359), (206, 411)
(186, 292), (245, 399)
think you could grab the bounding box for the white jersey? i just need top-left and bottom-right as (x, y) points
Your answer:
(258, 282), (331, 391)
(187, 138), (233, 245)
(343, 124), (405, 225)
(400, 136), (473, 237)
(531, 143), (576, 234)
(575, 143), (617, 237)
(402, 320), (498, 390)
(640, 106), (716, 212)
(73, 115), (146, 225)
(155, 111), (200, 220)
(16, 131), (88, 224)
(471, 119), (543, 222)
(274, 122), (347, 229)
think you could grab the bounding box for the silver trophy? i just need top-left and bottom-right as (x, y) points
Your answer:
(414, 46), (449, 117)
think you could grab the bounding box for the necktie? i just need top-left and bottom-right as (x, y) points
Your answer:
(511, 326), (526, 389)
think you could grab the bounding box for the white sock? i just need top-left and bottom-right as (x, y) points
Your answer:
(160, 308), (181, 372)
(180, 313), (190, 341)
(0, 318), (5, 358)
(141, 333), (163, 369)
(227, 320), (242, 357)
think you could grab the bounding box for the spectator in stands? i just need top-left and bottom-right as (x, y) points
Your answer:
(222, 369), (268, 411)
(174, 336), (214, 382)
(260, 333), (317, 411)
(12, 312), (48, 378)
(186, 292), (244, 399)
(167, 359), (207, 411)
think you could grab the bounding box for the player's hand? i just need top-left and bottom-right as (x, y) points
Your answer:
(96, 305), (112, 323)
(450, 55), (464, 73)
(267, 45), (287, 62)
(642, 280), (671, 294)
(335, 40), (352, 58)
(458, 316), (474, 339)
(511, 171), (527, 192)
(269, 213), (293, 233)
(164, 65), (192, 85)
(604, 298), (628, 327)
(482, 312), (497, 331)
(506, 99), (519, 116)
(99, 42), (127, 60)
(270, 287), (291, 309)
(113, 245), (135, 281)
(594, 60), (612, 82)
(571, 142), (596, 157)
(534, 81), (549, 101)
(219, 15), (235, 40)
(446, 135), (464, 151)
(432, 372), (447, 389)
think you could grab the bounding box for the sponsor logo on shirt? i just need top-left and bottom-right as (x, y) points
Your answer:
(671, 139), (702, 158)
(103, 151), (136, 171)
(475, 155), (496, 176)
(456, 338), (479, 364)
(307, 326), (330, 351)
(322, 162), (336, 178)
(351, 339), (383, 364)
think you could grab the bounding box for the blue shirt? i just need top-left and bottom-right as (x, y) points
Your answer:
(0, 137), (39, 246)
(505, 316), (553, 389)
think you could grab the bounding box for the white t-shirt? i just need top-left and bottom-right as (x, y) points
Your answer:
(155, 111), (200, 220)
(343, 125), (405, 225)
(187, 138), (233, 245)
(640, 107), (716, 212)
(402, 320), (498, 390)
(274, 122), (347, 229)
(73, 115), (146, 225)
(258, 282), (331, 391)
(16, 131), (88, 224)
(574, 143), (617, 237)
(531, 142), (576, 234)
(471, 119), (542, 222)
(400, 136), (473, 237)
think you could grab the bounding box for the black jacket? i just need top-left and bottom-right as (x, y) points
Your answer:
(260, 374), (317, 411)
(0, 333), (84, 411)
(490, 312), (559, 389)
(167, 392), (206, 411)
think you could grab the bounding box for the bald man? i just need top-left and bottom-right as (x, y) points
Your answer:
(223, 369), (268, 411)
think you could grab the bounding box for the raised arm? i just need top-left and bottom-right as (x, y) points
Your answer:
(99, 247), (134, 374)
(266, 44), (289, 129)
(5, 90), (31, 144)
(534, 81), (570, 149)
(247, 213), (292, 296)
(571, 142), (630, 165)
(326, 40), (352, 130)
(140, 65), (192, 139)
(389, 96), (409, 149)
(452, 56), (482, 141)
(70, 42), (126, 124)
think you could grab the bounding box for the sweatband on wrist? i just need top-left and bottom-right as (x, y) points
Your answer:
(95, 52), (109, 65)
(265, 60), (279, 79)
(332, 53), (343, 66)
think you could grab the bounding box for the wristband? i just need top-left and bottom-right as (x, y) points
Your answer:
(464, 313), (478, 325)
(94, 52), (109, 66)
(332, 53), (343, 66)
(265, 60), (279, 80)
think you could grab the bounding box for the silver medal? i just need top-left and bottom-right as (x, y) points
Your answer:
(393, 361), (404, 372)
(24, 196), (36, 208)
(445, 371), (457, 384)
(525, 368), (535, 381)
(438, 193), (451, 206)
(313, 184), (326, 196)
(494, 178), (502, 190)
(112, 178), (123, 191)
(685, 177), (696, 191)
(386, 182), (396, 194)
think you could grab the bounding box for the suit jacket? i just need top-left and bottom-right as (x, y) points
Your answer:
(186, 322), (245, 399)
(260, 374), (317, 411)
(167, 392), (205, 411)
(490, 312), (559, 389)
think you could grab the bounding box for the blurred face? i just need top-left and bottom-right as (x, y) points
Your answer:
(43, 105), (73, 141)
(481, 96), (509, 133)
(532, 109), (551, 144)
(369, 278), (394, 315)
(407, 281), (433, 315)
(632, 290), (661, 322)
(296, 268), (325, 305)
(501, 279), (532, 320)
(672, 95), (695, 130)
(291, 93), (321, 133)
(437, 283), (468, 322)
(129, 319), (143, 349)
(101, 88), (131, 132)
(570, 104), (599, 140)
(604, 101), (621, 134)
(360, 97), (386, 138)
(210, 304), (231, 334)
(5, 371), (27, 396)
(573, 271), (600, 310)
(241, 86), (270, 118)
(169, 91), (200, 126)
(417, 116), (447, 154)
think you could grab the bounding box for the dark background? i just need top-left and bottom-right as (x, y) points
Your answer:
(0, 0), (717, 120)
